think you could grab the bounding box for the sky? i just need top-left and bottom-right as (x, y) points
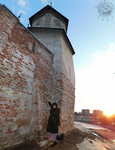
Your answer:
(0, 0), (115, 115)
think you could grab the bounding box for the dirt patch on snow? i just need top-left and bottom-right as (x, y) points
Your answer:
(42, 128), (96, 150)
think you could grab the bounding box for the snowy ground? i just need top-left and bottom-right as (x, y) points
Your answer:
(77, 138), (114, 150)
(8, 122), (115, 150)
(75, 122), (115, 150)
(74, 122), (108, 132)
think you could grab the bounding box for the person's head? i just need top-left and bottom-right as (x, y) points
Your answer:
(52, 102), (57, 109)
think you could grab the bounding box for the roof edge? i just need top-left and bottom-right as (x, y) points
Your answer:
(28, 27), (75, 55)
(29, 5), (69, 31)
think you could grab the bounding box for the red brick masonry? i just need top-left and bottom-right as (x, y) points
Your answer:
(0, 5), (54, 149)
(0, 5), (75, 150)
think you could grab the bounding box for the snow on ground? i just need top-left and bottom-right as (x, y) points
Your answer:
(76, 138), (115, 150)
(74, 122), (108, 132)
(75, 122), (115, 150)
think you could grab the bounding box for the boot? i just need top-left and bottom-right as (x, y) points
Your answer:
(51, 141), (57, 147)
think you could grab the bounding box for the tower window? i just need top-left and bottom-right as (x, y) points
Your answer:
(45, 14), (51, 27)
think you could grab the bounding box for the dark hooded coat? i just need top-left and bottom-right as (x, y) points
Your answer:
(47, 102), (60, 133)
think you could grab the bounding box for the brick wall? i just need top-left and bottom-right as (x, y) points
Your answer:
(0, 5), (75, 150)
(52, 71), (75, 134)
(0, 5), (54, 149)
(61, 74), (75, 132)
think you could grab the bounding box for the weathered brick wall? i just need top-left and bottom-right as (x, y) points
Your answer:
(61, 74), (75, 132)
(0, 5), (54, 149)
(33, 46), (55, 146)
(52, 71), (75, 133)
(0, 4), (75, 149)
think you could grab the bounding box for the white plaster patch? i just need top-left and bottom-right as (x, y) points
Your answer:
(38, 140), (48, 147)
(19, 127), (30, 135)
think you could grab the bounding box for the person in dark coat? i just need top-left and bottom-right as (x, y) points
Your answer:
(47, 102), (60, 147)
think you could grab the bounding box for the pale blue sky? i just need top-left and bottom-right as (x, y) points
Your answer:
(1, 0), (115, 69)
(1, 0), (115, 115)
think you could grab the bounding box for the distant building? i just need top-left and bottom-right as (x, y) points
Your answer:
(74, 109), (91, 123)
(93, 110), (103, 117)
(91, 110), (103, 123)
(82, 109), (90, 116)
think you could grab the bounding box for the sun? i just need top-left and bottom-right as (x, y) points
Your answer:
(104, 109), (114, 117)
